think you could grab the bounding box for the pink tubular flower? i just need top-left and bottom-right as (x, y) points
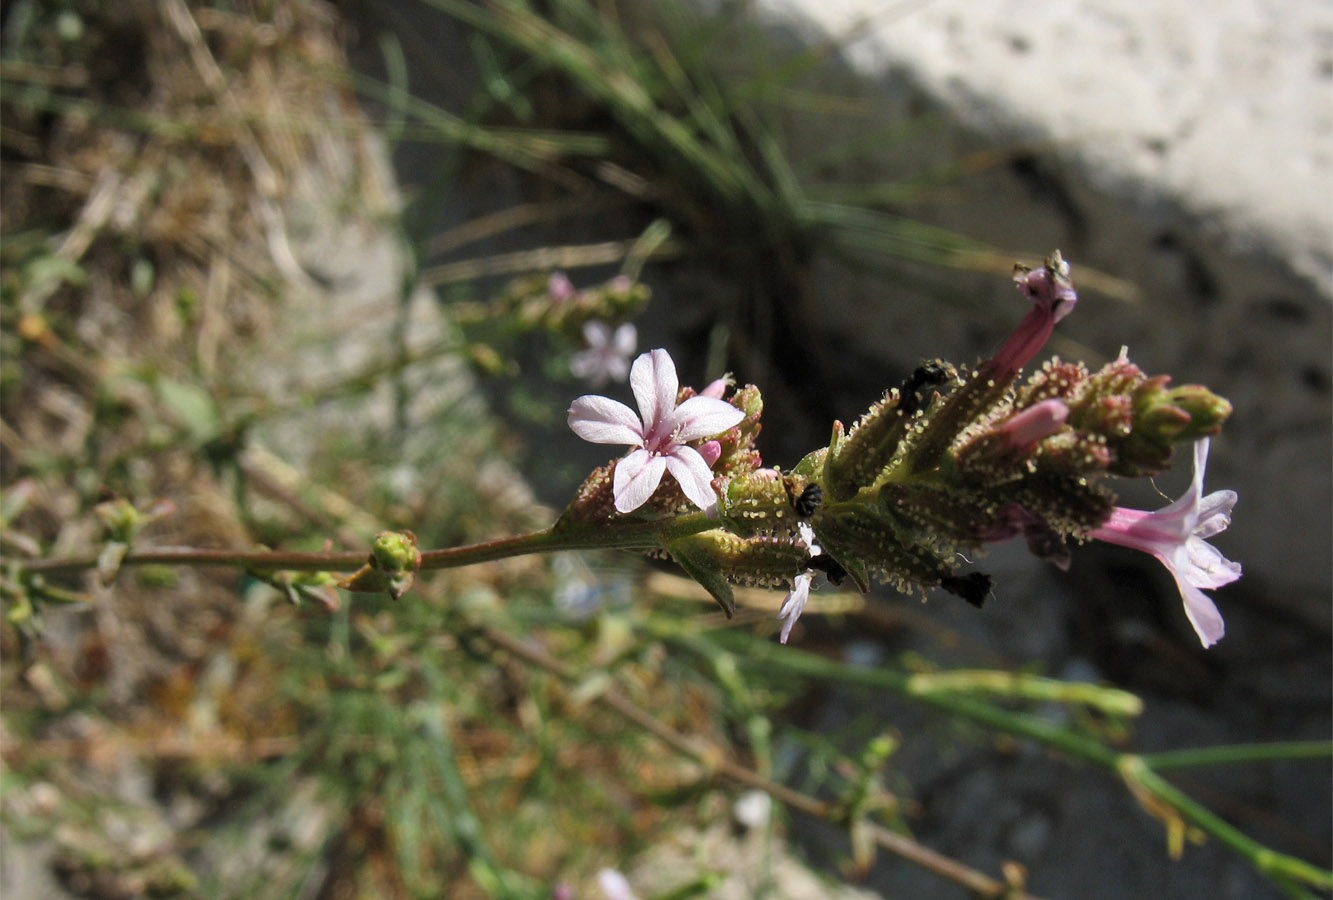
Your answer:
(1090, 438), (1240, 647)
(985, 251), (1079, 379)
(778, 522), (820, 643)
(568, 349), (745, 515)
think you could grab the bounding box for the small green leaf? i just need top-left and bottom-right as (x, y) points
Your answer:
(153, 376), (221, 444)
(664, 537), (735, 618)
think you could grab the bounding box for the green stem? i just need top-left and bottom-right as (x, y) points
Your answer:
(746, 640), (1120, 766)
(1121, 756), (1333, 891)
(1140, 741), (1333, 771)
(9, 514), (719, 578)
(735, 640), (1331, 890)
(903, 668), (1144, 718)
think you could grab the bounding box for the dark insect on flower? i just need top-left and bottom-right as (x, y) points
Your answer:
(941, 571), (994, 608)
(783, 477), (823, 518)
(897, 360), (954, 417)
(794, 483), (823, 518)
(809, 552), (848, 586)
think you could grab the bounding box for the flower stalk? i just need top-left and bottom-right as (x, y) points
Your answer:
(10, 252), (1239, 647)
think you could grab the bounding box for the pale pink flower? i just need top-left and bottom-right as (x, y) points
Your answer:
(568, 349), (744, 515)
(596, 869), (638, 900)
(571, 320), (637, 386)
(1091, 438), (1240, 647)
(778, 522), (821, 643)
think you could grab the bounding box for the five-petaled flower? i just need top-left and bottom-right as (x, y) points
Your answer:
(778, 521), (821, 644)
(1090, 437), (1240, 647)
(570, 320), (637, 386)
(568, 348), (745, 515)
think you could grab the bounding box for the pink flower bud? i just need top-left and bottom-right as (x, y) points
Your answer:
(700, 376), (732, 399)
(999, 398), (1069, 449)
(547, 271), (576, 302)
(698, 439), (723, 467)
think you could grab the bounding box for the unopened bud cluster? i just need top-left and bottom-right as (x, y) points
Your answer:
(454, 271), (648, 341)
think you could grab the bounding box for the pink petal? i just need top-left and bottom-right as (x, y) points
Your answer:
(581, 320), (611, 348)
(665, 445), (721, 513)
(1176, 540), (1242, 590)
(568, 396), (645, 445)
(612, 449), (666, 513)
(1159, 437), (1213, 520)
(1173, 574), (1226, 647)
(613, 323), (637, 355)
(700, 377), (731, 399)
(671, 395), (745, 442)
(1194, 490), (1238, 540)
(630, 349), (679, 444)
(697, 440), (722, 467)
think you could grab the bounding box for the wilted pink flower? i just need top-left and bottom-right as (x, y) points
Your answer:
(1091, 438), (1240, 647)
(986, 252), (1079, 379)
(571, 320), (637, 386)
(778, 522), (820, 643)
(568, 349), (744, 515)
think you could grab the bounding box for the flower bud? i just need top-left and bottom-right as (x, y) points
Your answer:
(339, 530), (421, 600)
(716, 468), (794, 538)
(814, 504), (957, 597)
(372, 530), (421, 574)
(826, 362), (954, 500)
(94, 498), (140, 541)
(954, 399), (1069, 482)
(993, 474), (1115, 536)
(825, 391), (914, 501)
(707, 384), (765, 477)
(1166, 384), (1233, 441)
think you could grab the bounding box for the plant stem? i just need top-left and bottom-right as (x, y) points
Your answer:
(10, 514), (720, 578)
(1120, 756), (1333, 892)
(479, 623), (1043, 900)
(1140, 741), (1333, 771)
(736, 640), (1333, 892)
